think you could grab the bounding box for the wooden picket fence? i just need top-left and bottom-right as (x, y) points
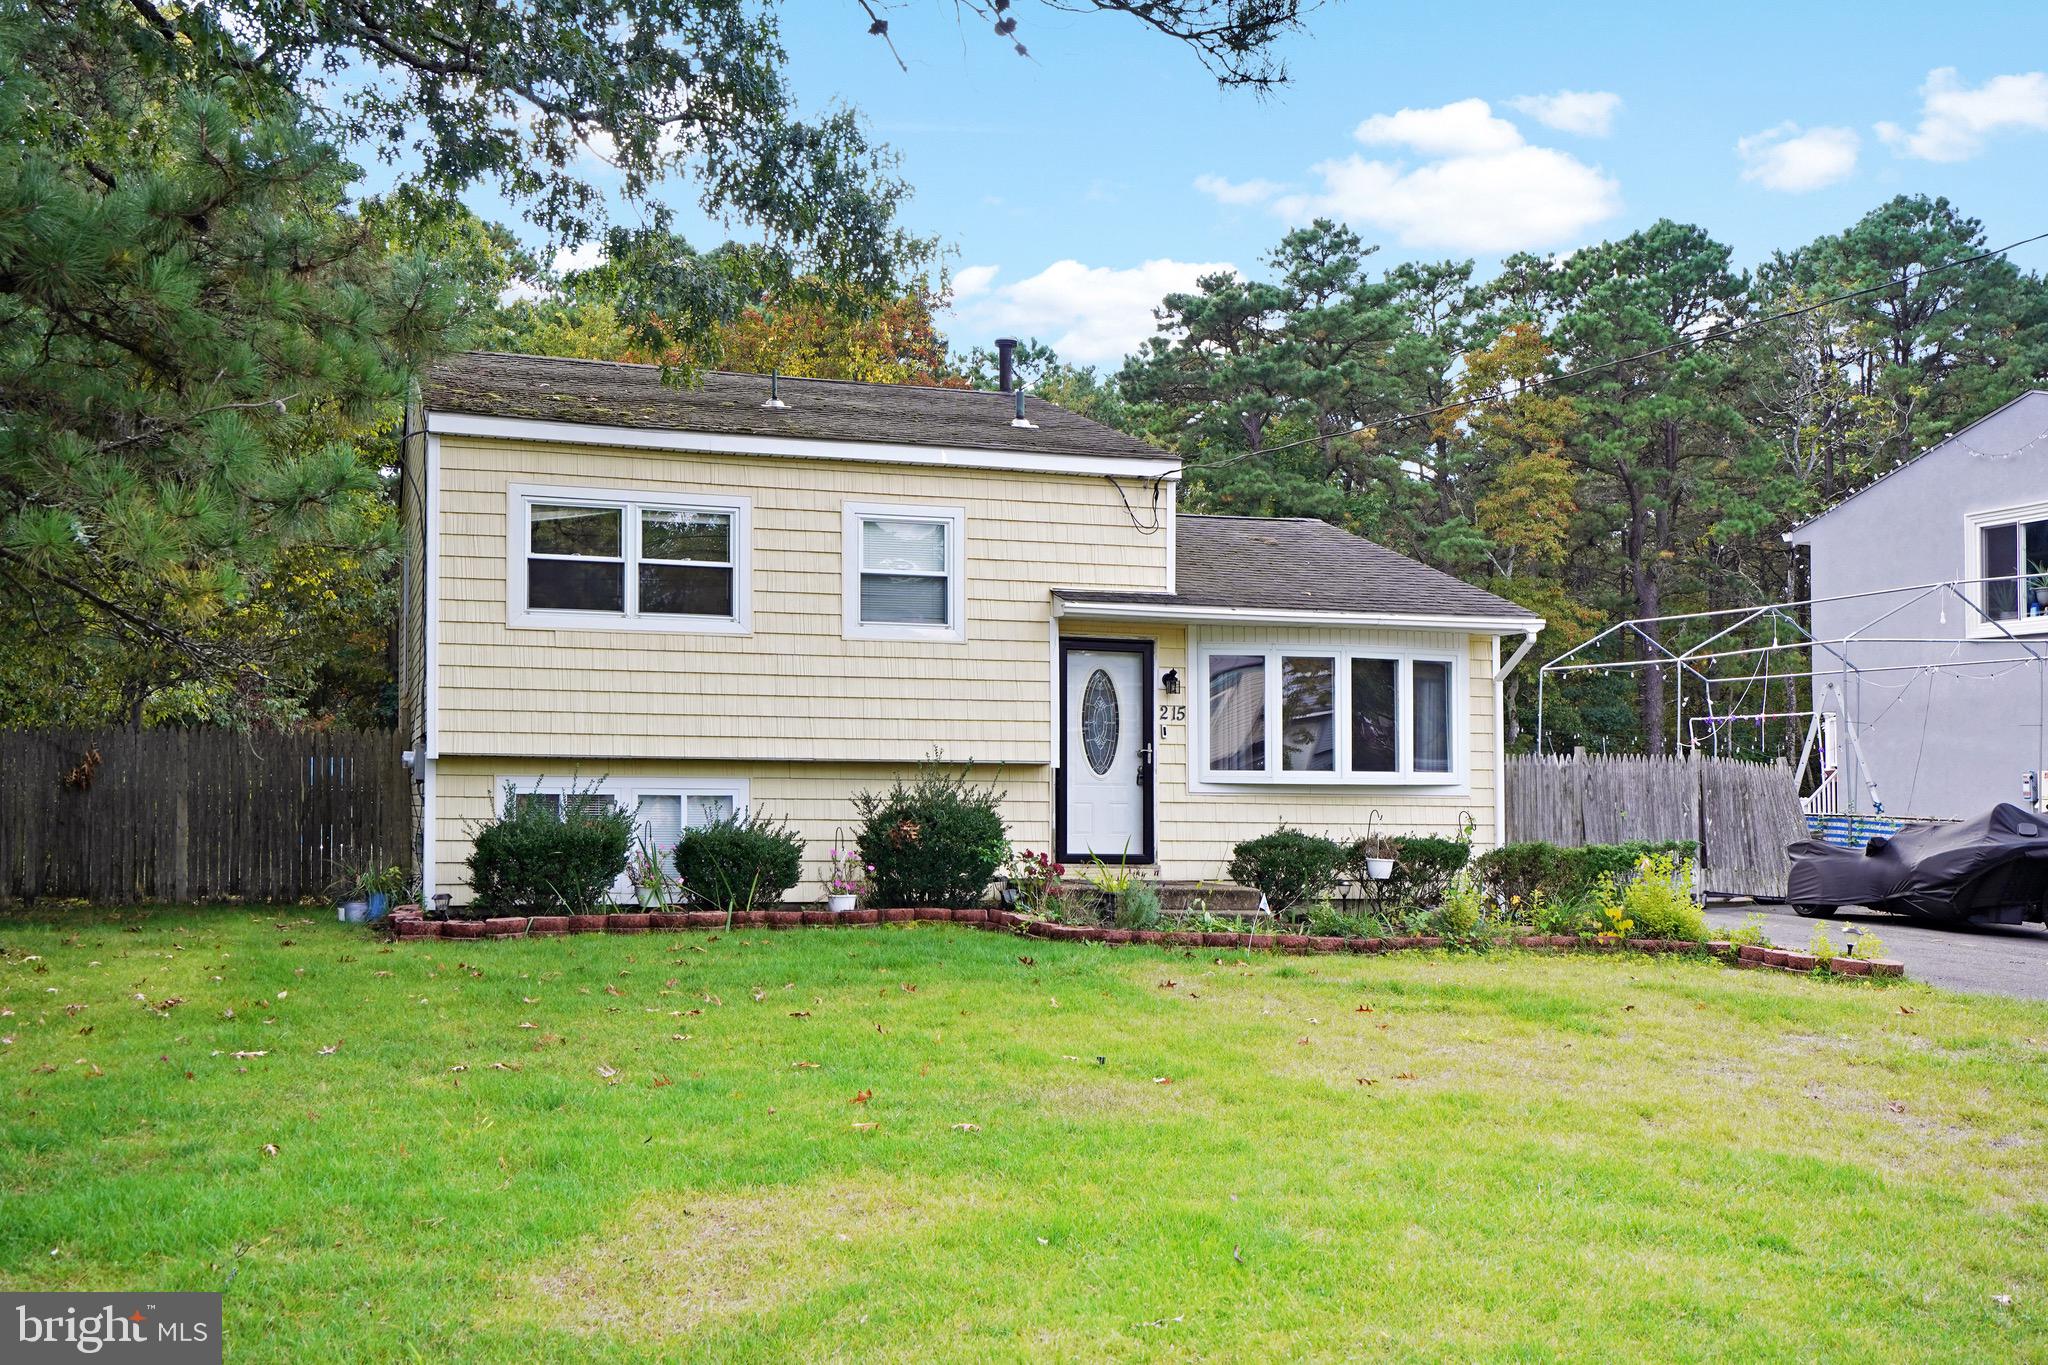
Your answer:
(1505, 753), (1805, 899)
(0, 730), (411, 904)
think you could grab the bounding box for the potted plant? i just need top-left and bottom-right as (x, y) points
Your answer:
(1357, 834), (1397, 882)
(629, 838), (676, 910)
(825, 843), (875, 915)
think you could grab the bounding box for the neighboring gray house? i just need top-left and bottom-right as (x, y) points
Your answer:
(1786, 390), (2048, 822)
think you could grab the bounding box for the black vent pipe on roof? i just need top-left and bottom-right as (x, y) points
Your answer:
(995, 337), (1017, 393)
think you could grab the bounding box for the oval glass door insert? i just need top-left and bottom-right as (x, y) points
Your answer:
(1082, 668), (1119, 775)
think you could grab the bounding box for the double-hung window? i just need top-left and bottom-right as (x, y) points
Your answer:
(510, 484), (750, 632)
(1969, 502), (2048, 634)
(843, 503), (966, 641)
(1198, 645), (1461, 784)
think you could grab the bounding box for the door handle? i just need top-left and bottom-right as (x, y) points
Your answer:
(1138, 741), (1153, 785)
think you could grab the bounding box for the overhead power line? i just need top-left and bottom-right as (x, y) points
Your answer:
(1179, 227), (2048, 471)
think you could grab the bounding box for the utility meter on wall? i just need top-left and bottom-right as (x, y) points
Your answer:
(2024, 771), (2040, 808)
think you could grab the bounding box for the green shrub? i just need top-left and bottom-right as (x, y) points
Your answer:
(1383, 835), (1471, 907)
(1723, 912), (1773, 948)
(852, 757), (1009, 908)
(673, 810), (805, 913)
(467, 782), (635, 915)
(1114, 879), (1163, 931)
(1229, 827), (1345, 913)
(1428, 869), (1484, 937)
(1304, 900), (1378, 938)
(1618, 853), (1706, 941)
(1473, 839), (1698, 906)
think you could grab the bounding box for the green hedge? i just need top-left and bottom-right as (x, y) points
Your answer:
(1471, 839), (1698, 908)
(674, 810), (805, 912)
(852, 760), (1009, 908)
(466, 784), (635, 915)
(1229, 827), (1344, 913)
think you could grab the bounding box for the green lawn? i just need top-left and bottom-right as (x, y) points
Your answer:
(4, 909), (2047, 1361)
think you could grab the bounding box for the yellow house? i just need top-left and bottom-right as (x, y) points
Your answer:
(400, 351), (1544, 903)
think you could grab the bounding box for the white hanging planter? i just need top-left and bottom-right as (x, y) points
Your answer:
(1365, 858), (1395, 881)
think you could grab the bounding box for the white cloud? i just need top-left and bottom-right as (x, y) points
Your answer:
(552, 240), (607, 275)
(1202, 98), (1620, 253)
(950, 264), (1000, 301)
(1193, 173), (1290, 206)
(1354, 97), (1523, 156)
(947, 258), (1235, 368)
(1508, 90), (1623, 137)
(1877, 67), (2048, 161)
(1736, 122), (1860, 192)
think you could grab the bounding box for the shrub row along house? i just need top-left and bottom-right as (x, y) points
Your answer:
(398, 349), (1544, 904)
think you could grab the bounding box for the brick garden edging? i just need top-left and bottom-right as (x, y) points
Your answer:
(383, 906), (1904, 979)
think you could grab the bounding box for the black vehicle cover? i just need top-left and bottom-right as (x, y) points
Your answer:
(1786, 803), (2048, 921)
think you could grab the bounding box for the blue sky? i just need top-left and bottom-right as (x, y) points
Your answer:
(424, 2), (2048, 368)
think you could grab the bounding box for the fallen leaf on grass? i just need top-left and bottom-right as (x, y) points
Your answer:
(517, 1022), (537, 1029)
(490, 1061), (522, 1072)
(952, 1122), (981, 1132)
(261, 1144), (279, 1157)
(448, 1064), (468, 1073)
(850, 1088), (873, 1105)
(1153, 1076), (1172, 1085)
(1017, 956), (1035, 966)
(1885, 1100), (1907, 1114)
(1356, 1077), (1377, 1086)
(851, 1121), (877, 1131)
(597, 1064), (619, 1080)
(1898, 1005), (1917, 1016)
(789, 1011), (811, 1019)
(317, 1044), (339, 1056)
(1395, 1071), (1416, 1081)
(1355, 1005), (1374, 1014)
(792, 1060), (820, 1069)
(1158, 980), (1178, 990)
(230, 1050), (268, 1059)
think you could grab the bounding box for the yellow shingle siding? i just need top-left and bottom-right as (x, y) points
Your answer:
(426, 624), (1503, 902)
(431, 436), (1169, 764)
(429, 756), (1053, 904)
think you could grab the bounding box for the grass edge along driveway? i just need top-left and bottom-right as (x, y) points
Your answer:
(3, 907), (2046, 1362)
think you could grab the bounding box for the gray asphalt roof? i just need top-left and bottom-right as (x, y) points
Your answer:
(1056, 515), (1540, 623)
(423, 351), (1173, 462)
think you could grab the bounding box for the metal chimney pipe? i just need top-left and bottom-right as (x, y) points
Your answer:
(995, 337), (1017, 393)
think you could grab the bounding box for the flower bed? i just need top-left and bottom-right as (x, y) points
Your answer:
(381, 906), (1906, 979)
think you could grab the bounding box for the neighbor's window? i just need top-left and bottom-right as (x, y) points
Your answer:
(515, 487), (749, 629)
(1202, 649), (1459, 783)
(1980, 515), (2048, 624)
(844, 504), (965, 639)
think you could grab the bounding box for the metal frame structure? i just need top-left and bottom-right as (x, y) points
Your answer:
(1535, 578), (2048, 816)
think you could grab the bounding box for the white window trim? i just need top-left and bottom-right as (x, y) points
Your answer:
(492, 775), (752, 900)
(842, 501), (967, 643)
(1963, 498), (2048, 639)
(1189, 640), (1468, 790)
(506, 481), (752, 634)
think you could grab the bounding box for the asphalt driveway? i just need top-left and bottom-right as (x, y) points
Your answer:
(1706, 901), (2048, 1000)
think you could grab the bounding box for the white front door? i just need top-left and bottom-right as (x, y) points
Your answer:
(1062, 645), (1150, 862)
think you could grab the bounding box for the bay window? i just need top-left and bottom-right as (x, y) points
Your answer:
(509, 484), (750, 632)
(1199, 646), (1460, 784)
